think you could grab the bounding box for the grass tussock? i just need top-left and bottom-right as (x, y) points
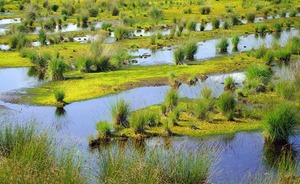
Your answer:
(216, 38), (229, 53)
(165, 89), (179, 112)
(263, 104), (300, 143)
(96, 121), (112, 138)
(111, 99), (130, 128)
(0, 123), (85, 183)
(54, 89), (65, 103)
(217, 92), (236, 121)
(184, 41), (198, 61)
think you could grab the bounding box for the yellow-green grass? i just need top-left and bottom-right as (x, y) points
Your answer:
(0, 51), (32, 68)
(114, 100), (262, 138)
(21, 52), (264, 106)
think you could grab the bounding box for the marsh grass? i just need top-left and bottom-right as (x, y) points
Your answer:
(97, 144), (216, 184)
(275, 49), (292, 63)
(186, 20), (196, 31)
(216, 38), (229, 53)
(245, 65), (271, 85)
(54, 89), (65, 103)
(130, 112), (147, 134)
(165, 89), (179, 112)
(0, 123), (85, 183)
(273, 21), (283, 32)
(111, 99), (130, 128)
(47, 56), (67, 81)
(275, 81), (298, 100)
(255, 45), (268, 59)
(114, 26), (129, 41)
(96, 121), (111, 138)
(195, 98), (214, 121)
(212, 18), (220, 29)
(217, 92), (236, 121)
(246, 13), (256, 23)
(9, 33), (29, 50)
(184, 41), (198, 60)
(263, 51), (274, 65)
(231, 35), (239, 52)
(38, 29), (47, 45)
(224, 76), (236, 91)
(263, 104), (299, 143)
(201, 86), (213, 99)
(174, 47), (185, 65)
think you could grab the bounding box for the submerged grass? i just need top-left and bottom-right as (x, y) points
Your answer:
(97, 144), (216, 184)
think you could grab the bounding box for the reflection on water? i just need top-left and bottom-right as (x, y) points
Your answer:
(55, 107), (66, 117)
(131, 29), (299, 65)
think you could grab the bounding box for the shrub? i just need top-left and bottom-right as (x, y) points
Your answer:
(96, 121), (111, 138)
(186, 20), (196, 31)
(263, 104), (299, 143)
(217, 92), (236, 121)
(114, 26), (129, 41)
(224, 76), (236, 90)
(184, 42), (198, 60)
(246, 13), (256, 23)
(212, 18), (220, 29)
(232, 35), (239, 51)
(216, 38), (229, 53)
(165, 89), (179, 112)
(54, 89), (65, 102)
(173, 47), (185, 65)
(47, 56), (67, 81)
(111, 99), (130, 127)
